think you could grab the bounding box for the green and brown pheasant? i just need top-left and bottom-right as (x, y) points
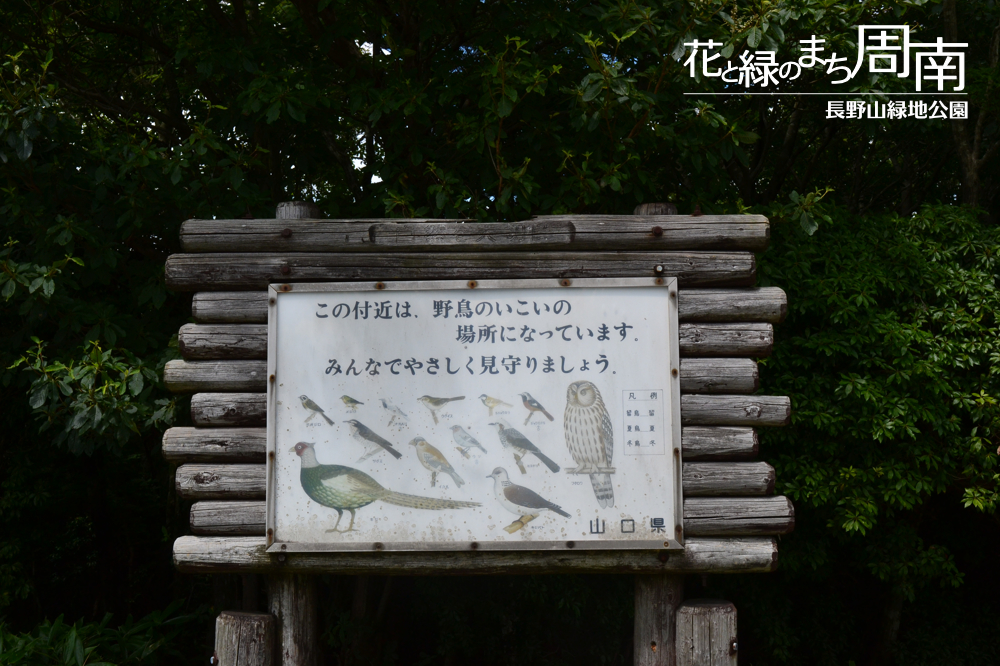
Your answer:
(291, 442), (480, 532)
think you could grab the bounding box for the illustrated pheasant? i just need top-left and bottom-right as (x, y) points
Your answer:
(291, 442), (480, 532)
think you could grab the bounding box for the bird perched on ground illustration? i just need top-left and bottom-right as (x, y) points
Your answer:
(409, 437), (465, 487)
(299, 395), (334, 424)
(417, 395), (464, 424)
(563, 380), (615, 508)
(488, 420), (560, 474)
(519, 392), (554, 425)
(379, 398), (409, 426)
(478, 394), (512, 417)
(291, 442), (479, 532)
(340, 395), (364, 411)
(450, 425), (487, 459)
(488, 467), (570, 533)
(344, 419), (403, 462)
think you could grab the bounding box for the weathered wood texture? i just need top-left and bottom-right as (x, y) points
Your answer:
(176, 464), (266, 500)
(634, 574), (684, 666)
(682, 427), (758, 460)
(683, 463), (775, 497)
(166, 358), (757, 394)
(215, 611), (275, 666)
(180, 216), (768, 253)
(678, 288), (786, 323)
(163, 427), (265, 463)
(163, 425), (757, 463)
(188, 393), (788, 428)
(164, 251), (755, 291)
(188, 497), (793, 537)
(680, 395), (791, 426)
(174, 536), (778, 574)
(177, 323), (772, 361)
(190, 287), (787, 325)
(175, 462), (769, 501)
(684, 497), (793, 536)
(676, 600), (738, 666)
(633, 203), (679, 216)
(269, 574), (317, 666)
(191, 393), (267, 426)
(276, 201), (322, 219)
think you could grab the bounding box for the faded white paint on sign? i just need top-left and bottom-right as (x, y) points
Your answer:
(266, 278), (682, 552)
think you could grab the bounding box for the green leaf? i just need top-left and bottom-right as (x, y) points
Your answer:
(497, 96), (514, 118)
(747, 27), (762, 48)
(229, 167), (243, 191)
(2, 279), (15, 299)
(581, 82), (603, 103)
(128, 372), (144, 396)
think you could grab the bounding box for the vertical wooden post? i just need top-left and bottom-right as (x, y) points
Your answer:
(276, 200), (322, 219)
(214, 611), (276, 666)
(269, 574), (318, 666)
(676, 600), (737, 666)
(635, 574), (685, 666)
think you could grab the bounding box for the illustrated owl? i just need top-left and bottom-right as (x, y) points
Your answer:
(563, 381), (615, 508)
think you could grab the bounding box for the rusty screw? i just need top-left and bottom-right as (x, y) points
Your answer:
(470, 542), (479, 550)
(652, 226), (663, 237)
(658, 551), (669, 563)
(566, 541), (576, 549)
(560, 279), (572, 287)
(467, 280), (478, 289)
(279, 265), (290, 275)
(375, 282), (386, 290)
(373, 542), (384, 551)
(280, 228), (292, 238)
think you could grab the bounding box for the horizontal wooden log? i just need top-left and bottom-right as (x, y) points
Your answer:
(677, 288), (786, 323)
(680, 395), (791, 427)
(191, 393), (267, 426)
(166, 359), (757, 394)
(683, 497), (794, 536)
(188, 496), (792, 537)
(176, 323), (772, 361)
(682, 427), (758, 460)
(179, 216), (769, 253)
(163, 427), (266, 462)
(162, 425), (756, 464)
(175, 461), (771, 500)
(164, 251), (755, 291)
(173, 536), (777, 574)
(682, 462), (774, 497)
(190, 287), (787, 325)
(176, 464), (266, 500)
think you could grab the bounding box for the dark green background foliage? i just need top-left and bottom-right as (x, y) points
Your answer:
(0, 0), (997, 663)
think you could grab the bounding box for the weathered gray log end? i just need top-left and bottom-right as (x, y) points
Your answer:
(276, 201), (321, 220)
(215, 611), (276, 666)
(634, 202), (680, 216)
(634, 573), (684, 666)
(269, 574), (317, 666)
(676, 599), (738, 666)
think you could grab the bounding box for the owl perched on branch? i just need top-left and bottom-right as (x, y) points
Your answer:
(563, 380), (615, 508)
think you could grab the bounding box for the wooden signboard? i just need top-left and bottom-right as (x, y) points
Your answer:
(163, 204), (793, 665)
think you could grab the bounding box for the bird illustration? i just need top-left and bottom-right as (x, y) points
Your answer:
(417, 395), (464, 424)
(379, 398), (409, 426)
(450, 425), (487, 458)
(478, 394), (512, 417)
(519, 392), (554, 425)
(340, 395), (364, 411)
(291, 442), (479, 532)
(488, 420), (560, 474)
(409, 437), (465, 487)
(299, 395), (334, 425)
(344, 419), (403, 462)
(488, 467), (569, 532)
(564, 380), (615, 508)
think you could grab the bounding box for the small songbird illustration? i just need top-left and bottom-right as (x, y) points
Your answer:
(488, 467), (569, 532)
(291, 442), (479, 533)
(478, 394), (512, 417)
(488, 420), (560, 474)
(379, 398), (409, 426)
(417, 395), (464, 424)
(519, 392), (554, 425)
(450, 425), (487, 458)
(299, 395), (334, 425)
(340, 395), (364, 411)
(410, 437), (465, 487)
(344, 419), (403, 462)
(564, 380), (615, 508)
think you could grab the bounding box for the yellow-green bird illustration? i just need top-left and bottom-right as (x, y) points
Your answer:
(291, 442), (479, 533)
(299, 395), (334, 424)
(478, 394), (512, 417)
(417, 395), (464, 424)
(340, 395), (364, 411)
(409, 437), (465, 487)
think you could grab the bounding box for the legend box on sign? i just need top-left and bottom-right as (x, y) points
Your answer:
(622, 389), (665, 455)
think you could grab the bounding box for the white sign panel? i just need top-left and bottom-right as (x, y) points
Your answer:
(266, 278), (682, 552)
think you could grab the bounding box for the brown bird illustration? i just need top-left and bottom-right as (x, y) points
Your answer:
(299, 395), (334, 425)
(417, 395), (464, 424)
(519, 392), (554, 425)
(478, 394), (512, 417)
(564, 380), (615, 508)
(410, 437), (465, 487)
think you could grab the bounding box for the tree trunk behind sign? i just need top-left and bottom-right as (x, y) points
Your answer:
(635, 574), (684, 666)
